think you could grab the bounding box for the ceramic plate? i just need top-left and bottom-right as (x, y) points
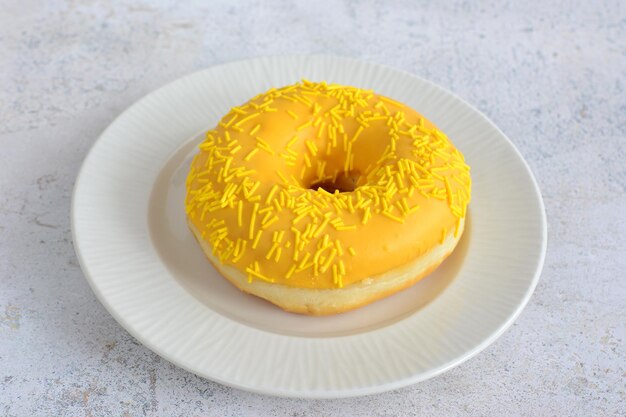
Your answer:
(72, 55), (546, 398)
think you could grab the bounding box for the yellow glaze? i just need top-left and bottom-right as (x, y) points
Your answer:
(185, 81), (471, 289)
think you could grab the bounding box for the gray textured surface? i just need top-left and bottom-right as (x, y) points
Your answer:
(1, 0), (625, 415)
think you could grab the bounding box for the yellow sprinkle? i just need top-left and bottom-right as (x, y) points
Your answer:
(249, 202), (259, 239)
(262, 216), (279, 229)
(224, 114), (238, 128)
(246, 181), (260, 198)
(321, 249), (337, 272)
(252, 229), (263, 249)
(332, 241), (342, 257)
(346, 197), (355, 213)
(223, 157), (232, 176)
(431, 185), (447, 199)
(313, 217), (331, 238)
(395, 200), (406, 214)
(344, 142), (353, 172)
(244, 148), (259, 161)
(279, 151), (294, 162)
(228, 144), (242, 155)
(444, 176), (453, 207)
(297, 252), (311, 270)
(351, 125), (364, 143)
(235, 168), (256, 177)
(317, 121), (326, 139)
(237, 200), (243, 227)
(401, 197), (411, 213)
(276, 170), (289, 184)
(407, 203), (420, 214)
(258, 99), (274, 109)
(375, 101), (390, 116)
(336, 225), (357, 231)
(245, 267), (275, 283)
(261, 211), (273, 226)
(329, 218), (343, 227)
(382, 210), (404, 223)
(255, 141), (274, 155)
(235, 112), (260, 127)
(440, 228), (447, 244)
(305, 140), (318, 156)
(232, 239), (242, 256)
(232, 240), (247, 262)
(348, 247), (356, 256)
(313, 244), (330, 267)
(250, 124), (261, 136)
(286, 135), (299, 148)
(266, 184), (279, 204)
(301, 223), (312, 239)
(255, 136), (270, 148)
(231, 106), (247, 115)
(316, 160), (326, 179)
(338, 259), (346, 276)
(381, 197), (390, 212)
(413, 163), (430, 177)
(297, 120), (312, 131)
(317, 187), (332, 197)
(433, 149), (450, 161)
(292, 210), (309, 225)
(362, 207), (371, 224)
(303, 154), (312, 168)
(281, 95), (297, 103)
(286, 264), (297, 279)
(286, 110), (299, 120)
(266, 242), (279, 260)
(297, 93), (312, 105)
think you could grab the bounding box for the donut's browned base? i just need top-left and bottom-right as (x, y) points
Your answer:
(188, 219), (464, 316)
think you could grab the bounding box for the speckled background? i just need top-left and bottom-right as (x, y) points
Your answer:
(1, 1), (625, 416)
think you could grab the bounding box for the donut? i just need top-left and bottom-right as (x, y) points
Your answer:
(185, 81), (471, 315)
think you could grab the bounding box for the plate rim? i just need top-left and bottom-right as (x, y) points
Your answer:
(71, 54), (547, 398)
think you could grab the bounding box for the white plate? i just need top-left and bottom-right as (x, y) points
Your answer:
(72, 55), (546, 398)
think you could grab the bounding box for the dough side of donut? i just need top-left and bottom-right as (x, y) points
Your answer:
(188, 218), (464, 315)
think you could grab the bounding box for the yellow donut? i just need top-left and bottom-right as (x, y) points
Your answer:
(185, 81), (471, 315)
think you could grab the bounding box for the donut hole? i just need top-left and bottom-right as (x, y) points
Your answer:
(308, 171), (360, 194)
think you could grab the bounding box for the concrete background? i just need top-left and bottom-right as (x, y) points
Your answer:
(1, 1), (624, 415)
